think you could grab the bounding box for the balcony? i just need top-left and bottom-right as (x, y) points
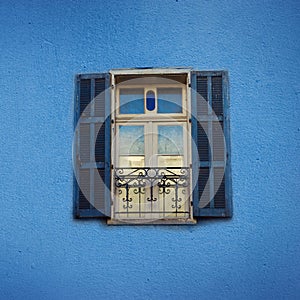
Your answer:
(113, 167), (191, 221)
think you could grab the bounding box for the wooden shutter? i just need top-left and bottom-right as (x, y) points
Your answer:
(191, 71), (232, 217)
(73, 73), (111, 218)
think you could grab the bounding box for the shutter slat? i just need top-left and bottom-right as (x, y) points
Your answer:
(212, 76), (223, 116)
(95, 124), (105, 163)
(80, 79), (91, 115)
(79, 169), (90, 209)
(94, 169), (105, 211)
(196, 76), (208, 115)
(214, 168), (225, 209)
(197, 121), (209, 162)
(213, 121), (224, 161)
(95, 79), (105, 116)
(199, 167), (210, 209)
(80, 124), (90, 163)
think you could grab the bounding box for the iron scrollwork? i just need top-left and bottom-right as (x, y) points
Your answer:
(114, 167), (190, 215)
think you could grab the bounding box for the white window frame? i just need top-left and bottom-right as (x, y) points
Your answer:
(109, 68), (195, 224)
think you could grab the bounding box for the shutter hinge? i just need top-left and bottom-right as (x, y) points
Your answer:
(189, 118), (192, 123)
(111, 164), (114, 169)
(111, 119), (114, 124)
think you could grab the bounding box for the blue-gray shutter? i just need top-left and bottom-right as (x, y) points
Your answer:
(191, 71), (232, 217)
(73, 73), (111, 218)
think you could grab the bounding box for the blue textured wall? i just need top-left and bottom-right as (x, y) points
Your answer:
(1, 1), (299, 299)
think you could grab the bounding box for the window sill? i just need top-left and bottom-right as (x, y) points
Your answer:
(107, 218), (197, 225)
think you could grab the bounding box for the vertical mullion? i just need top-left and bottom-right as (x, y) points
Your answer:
(105, 74), (111, 217)
(90, 79), (95, 207)
(75, 76), (80, 215)
(207, 76), (214, 209)
(223, 72), (232, 216)
(191, 72), (199, 215)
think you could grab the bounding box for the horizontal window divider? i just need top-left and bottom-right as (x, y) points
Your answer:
(80, 162), (105, 169)
(114, 211), (190, 214)
(115, 116), (188, 122)
(80, 117), (105, 123)
(77, 209), (106, 218)
(212, 161), (226, 167)
(193, 70), (227, 77)
(77, 73), (107, 80)
(198, 208), (229, 217)
(199, 161), (225, 167)
(197, 115), (223, 121)
(199, 161), (210, 167)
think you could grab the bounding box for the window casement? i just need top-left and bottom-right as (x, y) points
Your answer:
(73, 68), (232, 224)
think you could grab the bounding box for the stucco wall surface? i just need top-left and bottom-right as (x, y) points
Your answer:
(0, 1), (299, 299)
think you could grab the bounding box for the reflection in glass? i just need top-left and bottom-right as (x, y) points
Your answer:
(119, 156), (145, 167)
(119, 89), (144, 114)
(158, 156), (183, 167)
(119, 126), (144, 155)
(157, 88), (182, 113)
(158, 125), (183, 155)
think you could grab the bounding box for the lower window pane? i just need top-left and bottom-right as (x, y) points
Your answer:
(158, 156), (183, 167)
(119, 156), (145, 167)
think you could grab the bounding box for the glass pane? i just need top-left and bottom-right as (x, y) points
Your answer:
(119, 156), (145, 167)
(146, 90), (155, 111)
(158, 125), (183, 155)
(158, 156), (183, 167)
(119, 89), (144, 114)
(119, 126), (144, 155)
(157, 88), (182, 113)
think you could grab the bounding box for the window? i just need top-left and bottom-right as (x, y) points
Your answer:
(73, 68), (232, 224)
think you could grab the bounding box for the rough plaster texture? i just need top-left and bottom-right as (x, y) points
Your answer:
(1, 0), (299, 299)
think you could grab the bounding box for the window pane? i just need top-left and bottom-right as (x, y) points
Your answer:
(119, 89), (144, 114)
(119, 126), (144, 155)
(157, 88), (182, 113)
(158, 156), (183, 167)
(158, 125), (183, 154)
(119, 156), (145, 167)
(146, 90), (155, 111)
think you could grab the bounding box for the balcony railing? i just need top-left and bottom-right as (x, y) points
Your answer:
(114, 167), (190, 218)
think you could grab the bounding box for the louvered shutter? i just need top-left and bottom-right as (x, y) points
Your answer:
(191, 71), (232, 217)
(73, 73), (111, 218)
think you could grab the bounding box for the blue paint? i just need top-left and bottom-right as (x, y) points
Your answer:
(146, 90), (155, 111)
(1, 0), (299, 299)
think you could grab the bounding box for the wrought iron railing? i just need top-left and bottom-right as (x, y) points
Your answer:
(114, 167), (190, 217)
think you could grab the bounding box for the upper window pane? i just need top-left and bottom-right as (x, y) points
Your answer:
(119, 89), (144, 114)
(157, 88), (182, 113)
